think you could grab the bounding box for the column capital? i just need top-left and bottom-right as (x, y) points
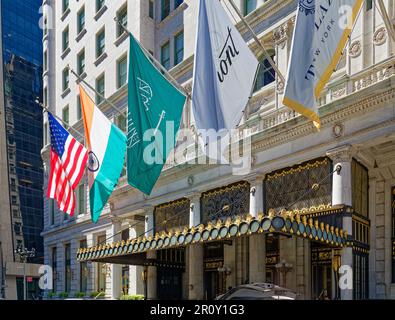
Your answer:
(141, 204), (154, 216)
(273, 21), (292, 45)
(245, 172), (266, 185)
(186, 191), (201, 203)
(326, 145), (355, 163)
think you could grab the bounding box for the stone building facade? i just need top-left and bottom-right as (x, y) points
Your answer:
(42, 0), (395, 299)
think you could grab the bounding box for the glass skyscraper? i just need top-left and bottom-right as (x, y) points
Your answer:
(0, 0), (43, 267)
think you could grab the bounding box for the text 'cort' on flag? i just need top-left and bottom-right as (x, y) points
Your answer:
(47, 112), (88, 216)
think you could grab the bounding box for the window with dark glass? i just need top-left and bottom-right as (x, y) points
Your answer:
(117, 5), (127, 38)
(366, 0), (373, 11)
(154, 199), (190, 233)
(80, 240), (88, 292)
(77, 95), (82, 121)
(254, 54), (276, 92)
(77, 49), (85, 75)
(77, 184), (86, 215)
(49, 199), (55, 225)
(174, 31), (184, 66)
(244, 0), (256, 16)
(96, 29), (106, 58)
(63, 0), (69, 13)
(149, 0), (155, 19)
(77, 7), (85, 34)
(52, 247), (57, 292)
(175, 0), (184, 9)
(96, 75), (105, 105)
(62, 26), (69, 52)
(62, 68), (69, 92)
(62, 105), (69, 126)
(97, 235), (107, 292)
(117, 55), (127, 88)
(65, 244), (71, 292)
(117, 114), (127, 133)
(162, 0), (171, 20)
(96, 0), (105, 12)
(161, 41), (170, 70)
(352, 160), (368, 217)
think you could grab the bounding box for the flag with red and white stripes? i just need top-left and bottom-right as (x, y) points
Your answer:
(47, 112), (88, 216)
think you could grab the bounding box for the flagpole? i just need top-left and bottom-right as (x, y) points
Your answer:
(35, 99), (85, 139)
(68, 66), (127, 117)
(226, 0), (286, 85)
(376, 0), (395, 42)
(114, 18), (191, 99)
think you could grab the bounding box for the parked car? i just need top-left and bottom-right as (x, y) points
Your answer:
(215, 283), (297, 300)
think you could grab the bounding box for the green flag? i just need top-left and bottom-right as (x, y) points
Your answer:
(127, 34), (186, 195)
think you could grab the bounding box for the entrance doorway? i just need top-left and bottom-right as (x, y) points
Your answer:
(204, 242), (226, 300)
(157, 267), (183, 300)
(311, 244), (333, 300)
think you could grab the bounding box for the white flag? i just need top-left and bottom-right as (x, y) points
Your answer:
(192, 0), (259, 137)
(284, 0), (364, 129)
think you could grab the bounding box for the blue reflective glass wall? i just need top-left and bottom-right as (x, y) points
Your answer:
(1, 0), (43, 263)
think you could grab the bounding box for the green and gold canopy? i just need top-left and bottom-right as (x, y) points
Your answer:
(77, 205), (349, 264)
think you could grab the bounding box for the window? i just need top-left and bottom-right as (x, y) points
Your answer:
(62, 105), (69, 126)
(175, 0), (184, 9)
(244, 0), (256, 16)
(366, 0), (373, 11)
(96, 0), (105, 12)
(62, 26), (69, 52)
(80, 240), (88, 293)
(96, 75), (105, 105)
(117, 55), (127, 88)
(116, 5), (127, 38)
(352, 160), (368, 217)
(77, 7), (85, 34)
(149, 1), (154, 19)
(174, 31), (184, 66)
(52, 248), (57, 292)
(162, 0), (170, 20)
(97, 235), (107, 292)
(65, 244), (71, 292)
(254, 54), (276, 92)
(14, 222), (22, 236)
(392, 187), (395, 283)
(77, 95), (82, 121)
(161, 41), (170, 70)
(63, 0), (69, 13)
(62, 67), (69, 92)
(77, 49), (85, 75)
(49, 199), (55, 226)
(77, 184), (86, 215)
(117, 114), (127, 133)
(96, 29), (106, 58)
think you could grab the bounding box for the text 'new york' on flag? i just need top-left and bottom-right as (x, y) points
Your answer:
(47, 112), (88, 216)
(79, 85), (127, 223)
(283, 0), (364, 129)
(127, 34), (187, 196)
(192, 0), (259, 158)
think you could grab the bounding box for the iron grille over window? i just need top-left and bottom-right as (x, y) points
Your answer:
(154, 198), (190, 233)
(264, 158), (332, 212)
(201, 181), (250, 223)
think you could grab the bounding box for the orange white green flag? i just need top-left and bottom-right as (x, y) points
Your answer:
(79, 85), (126, 223)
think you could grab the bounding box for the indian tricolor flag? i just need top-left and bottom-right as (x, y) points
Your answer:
(79, 85), (126, 223)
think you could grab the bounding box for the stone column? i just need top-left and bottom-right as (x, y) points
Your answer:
(327, 145), (354, 300)
(129, 223), (144, 296)
(188, 193), (204, 300)
(248, 176), (266, 283)
(145, 207), (157, 299)
(110, 220), (122, 300)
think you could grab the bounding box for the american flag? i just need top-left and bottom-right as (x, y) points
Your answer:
(47, 112), (88, 216)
